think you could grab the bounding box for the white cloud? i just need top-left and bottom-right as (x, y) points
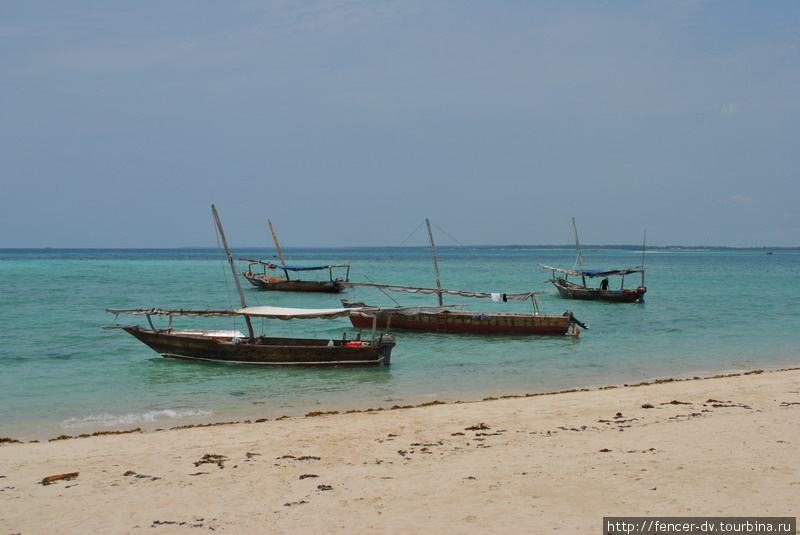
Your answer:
(721, 103), (741, 116)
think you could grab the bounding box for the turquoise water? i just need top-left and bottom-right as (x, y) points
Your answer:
(1, 247), (798, 440)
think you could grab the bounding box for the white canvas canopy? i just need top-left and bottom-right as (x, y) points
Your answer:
(236, 306), (356, 319)
(107, 306), (359, 320)
(106, 304), (462, 322)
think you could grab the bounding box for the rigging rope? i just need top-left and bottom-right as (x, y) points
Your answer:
(365, 275), (401, 306)
(397, 220), (426, 247)
(352, 218), (543, 306)
(429, 220), (466, 247)
(213, 217), (238, 332)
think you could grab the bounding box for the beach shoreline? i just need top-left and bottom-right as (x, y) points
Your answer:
(4, 363), (797, 443)
(2, 367), (798, 533)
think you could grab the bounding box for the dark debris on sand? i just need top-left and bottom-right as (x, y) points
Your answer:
(194, 454), (228, 469)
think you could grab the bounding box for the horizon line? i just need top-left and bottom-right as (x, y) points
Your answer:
(1, 245), (796, 251)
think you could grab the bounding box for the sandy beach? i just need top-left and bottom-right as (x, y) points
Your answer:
(2, 368), (798, 534)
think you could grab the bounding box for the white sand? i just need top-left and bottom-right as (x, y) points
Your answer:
(1, 368), (798, 534)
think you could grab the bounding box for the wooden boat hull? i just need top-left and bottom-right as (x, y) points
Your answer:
(550, 278), (646, 303)
(121, 326), (395, 366)
(346, 309), (574, 335)
(243, 273), (344, 293)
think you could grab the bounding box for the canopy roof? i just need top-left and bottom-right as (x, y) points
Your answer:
(342, 281), (542, 301)
(239, 258), (349, 271)
(238, 306), (356, 319)
(107, 306), (357, 320)
(538, 264), (644, 278)
(107, 304), (454, 320)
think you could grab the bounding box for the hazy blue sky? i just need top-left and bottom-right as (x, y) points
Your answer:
(2, 1), (798, 248)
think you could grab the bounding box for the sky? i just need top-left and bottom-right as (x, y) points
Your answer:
(1, 1), (798, 248)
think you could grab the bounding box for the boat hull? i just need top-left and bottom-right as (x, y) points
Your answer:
(550, 278), (646, 303)
(243, 274), (344, 293)
(121, 326), (394, 366)
(346, 309), (573, 335)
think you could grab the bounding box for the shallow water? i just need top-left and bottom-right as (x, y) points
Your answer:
(1, 246), (798, 439)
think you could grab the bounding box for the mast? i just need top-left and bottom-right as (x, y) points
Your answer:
(267, 219), (287, 266)
(641, 230), (646, 287)
(212, 205), (255, 339)
(425, 218), (444, 306)
(572, 217), (586, 287)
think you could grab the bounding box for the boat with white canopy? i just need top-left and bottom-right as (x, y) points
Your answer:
(104, 206), (396, 366)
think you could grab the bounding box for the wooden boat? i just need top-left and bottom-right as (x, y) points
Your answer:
(104, 206), (396, 366)
(241, 259), (350, 293)
(106, 306), (396, 366)
(341, 219), (586, 336)
(539, 218), (646, 303)
(538, 272), (646, 303)
(239, 219), (350, 293)
(343, 300), (583, 335)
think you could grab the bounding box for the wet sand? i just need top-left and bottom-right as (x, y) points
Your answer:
(1, 368), (798, 534)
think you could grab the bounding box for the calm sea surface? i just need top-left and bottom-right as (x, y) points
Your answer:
(1, 247), (798, 440)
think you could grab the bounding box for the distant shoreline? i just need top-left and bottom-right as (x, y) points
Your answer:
(2, 245), (798, 252)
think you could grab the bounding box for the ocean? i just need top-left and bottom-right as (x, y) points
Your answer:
(1, 246), (798, 440)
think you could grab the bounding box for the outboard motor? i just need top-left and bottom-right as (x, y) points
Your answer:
(564, 311), (588, 330)
(376, 333), (397, 365)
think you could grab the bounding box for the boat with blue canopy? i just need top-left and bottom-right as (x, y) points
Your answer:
(239, 219), (350, 293)
(539, 218), (646, 303)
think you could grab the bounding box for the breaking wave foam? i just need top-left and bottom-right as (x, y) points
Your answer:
(62, 408), (213, 429)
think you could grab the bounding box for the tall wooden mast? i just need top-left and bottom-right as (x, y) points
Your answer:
(212, 205), (255, 339)
(641, 230), (646, 287)
(426, 218), (444, 306)
(572, 217), (586, 287)
(267, 219), (287, 266)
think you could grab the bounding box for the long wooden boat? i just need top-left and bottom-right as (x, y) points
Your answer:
(539, 218), (646, 303)
(539, 272), (646, 303)
(239, 219), (350, 293)
(106, 306), (396, 366)
(340, 219), (587, 336)
(105, 206), (396, 366)
(342, 300), (582, 335)
(240, 259), (349, 293)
